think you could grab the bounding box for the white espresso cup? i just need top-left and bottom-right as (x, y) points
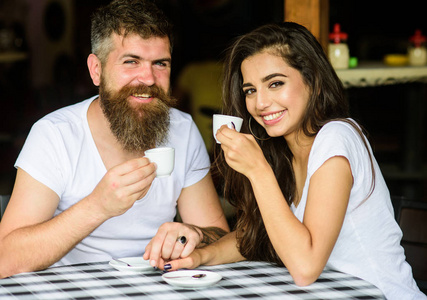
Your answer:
(144, 147), (175, 178)
(213, 114), (243, 144)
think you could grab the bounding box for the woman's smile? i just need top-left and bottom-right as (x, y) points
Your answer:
(262, 110), (285, 125)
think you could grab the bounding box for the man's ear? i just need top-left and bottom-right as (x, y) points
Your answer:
(87, 54), (102, 86)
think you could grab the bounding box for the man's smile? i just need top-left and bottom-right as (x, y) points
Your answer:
(131, 93), (154, 104)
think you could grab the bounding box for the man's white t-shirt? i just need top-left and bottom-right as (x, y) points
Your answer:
(15, 96), (211, 266)
(291, 120), (425, 300)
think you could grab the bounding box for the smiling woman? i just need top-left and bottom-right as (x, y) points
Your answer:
(163, 22), (426, 300)
(241, 53), (309, 137)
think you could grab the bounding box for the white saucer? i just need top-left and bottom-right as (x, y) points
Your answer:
(162, 270), (222, 288)
(109, 257), (153, 272)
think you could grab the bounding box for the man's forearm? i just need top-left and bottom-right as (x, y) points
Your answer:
(0, 197), (106, 278)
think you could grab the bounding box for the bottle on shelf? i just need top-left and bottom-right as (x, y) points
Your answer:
(408, 29), (427, 66)
(328, 23), (349, 69)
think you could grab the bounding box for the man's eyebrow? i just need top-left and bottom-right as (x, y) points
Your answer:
(119, 54), (171, 64)
(153, 57), (172, 64)
(121, 53), (141, 60)
(242, 73), (287, 88)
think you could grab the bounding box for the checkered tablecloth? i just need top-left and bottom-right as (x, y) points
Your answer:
(0, 260), (385, 299)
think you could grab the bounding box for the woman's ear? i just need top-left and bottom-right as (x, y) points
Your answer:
(87, 54), (102, 86)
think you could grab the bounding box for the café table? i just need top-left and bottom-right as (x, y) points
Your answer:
(0, 260), (385, 299)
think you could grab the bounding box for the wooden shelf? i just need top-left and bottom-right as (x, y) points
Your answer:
(336, 62), (427, 88)
(0, 51), (28, 63)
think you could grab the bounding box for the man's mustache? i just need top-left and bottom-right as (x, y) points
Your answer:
(120, 84), (174, 105)
(129, 84), (164, 97)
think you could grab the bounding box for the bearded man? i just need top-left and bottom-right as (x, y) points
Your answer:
(0, 0), (229, 278)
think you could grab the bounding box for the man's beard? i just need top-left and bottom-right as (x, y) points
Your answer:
(99, 78), (176, 153)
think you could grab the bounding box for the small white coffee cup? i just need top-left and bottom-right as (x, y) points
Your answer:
(144, 147), (175, 178)
(213, 114), (243, 144)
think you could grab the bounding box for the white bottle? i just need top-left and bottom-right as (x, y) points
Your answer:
(408, 29), (427, 66)
(328, 23), (349, 69)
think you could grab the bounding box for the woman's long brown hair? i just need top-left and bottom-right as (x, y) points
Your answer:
(213, 22), (375, 266)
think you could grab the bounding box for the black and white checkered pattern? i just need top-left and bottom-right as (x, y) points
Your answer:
(0, 260), (385, 299)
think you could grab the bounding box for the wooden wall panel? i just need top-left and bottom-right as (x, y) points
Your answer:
(284, 0), (329, 51)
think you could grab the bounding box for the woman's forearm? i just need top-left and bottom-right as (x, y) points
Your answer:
(200, 231), (245, 265)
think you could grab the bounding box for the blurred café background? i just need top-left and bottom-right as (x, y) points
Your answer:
(0, 0), (426, 203)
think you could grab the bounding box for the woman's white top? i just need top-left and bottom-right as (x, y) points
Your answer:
(291, 120), (425, 300)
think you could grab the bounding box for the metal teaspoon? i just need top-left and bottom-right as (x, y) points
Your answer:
(164, 273), (207, 279)
(113, 259), (133, 267)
